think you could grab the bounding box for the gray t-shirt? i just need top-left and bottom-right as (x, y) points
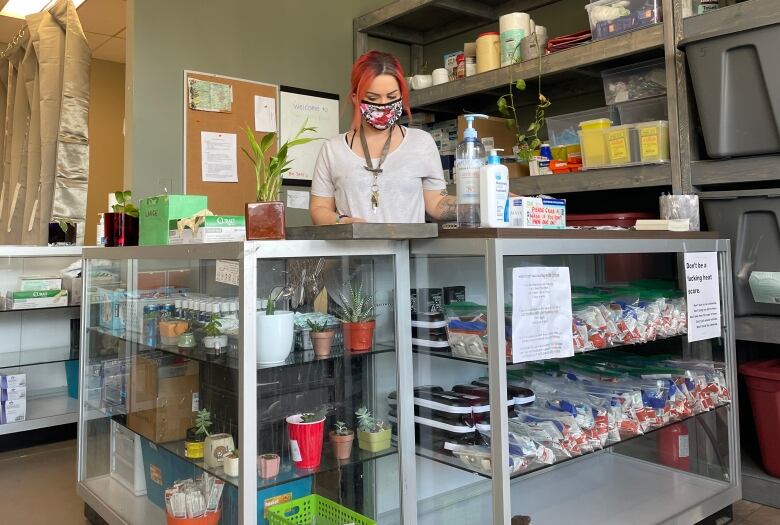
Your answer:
(311, 127), (446, 223)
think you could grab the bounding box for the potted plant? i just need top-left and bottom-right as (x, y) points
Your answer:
(104, 190), (139, 247)
(329, 421), (355, 460)
(355, 406), (391, 453)
(242, 122), (318, 240)
(285, 404), (329, 470)
(184, 408), (212, 459)
(337, 281), (376, 353)
(223, 448), (239, 477)
(196, 408), (234, 469)
(203, 313), (228, 354)
(256, 290), (295, 365)
(307, 319), (335, 357)
(258, 453), (280, 480)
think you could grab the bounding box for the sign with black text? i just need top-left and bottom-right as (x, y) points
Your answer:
(684, 252), (721, 342)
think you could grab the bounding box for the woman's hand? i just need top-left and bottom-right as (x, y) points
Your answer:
(339, 216), (366, 224)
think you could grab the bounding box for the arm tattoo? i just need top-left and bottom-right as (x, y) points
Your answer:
(435, 195), (457, 221)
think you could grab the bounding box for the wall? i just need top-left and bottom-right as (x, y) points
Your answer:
(86, 59), (126, 245)
(127, 0), (393, 213)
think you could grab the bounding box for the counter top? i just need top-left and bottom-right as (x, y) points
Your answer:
(286, 223), (438, 240)
(436, 227), (720, 240)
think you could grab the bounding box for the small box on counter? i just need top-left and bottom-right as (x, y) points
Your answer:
(18, 276), (62, 291)
(168, 215), (246, 244)
(509, 197), (567, 229)
(5, 289), (68, 309)
(1, 373), (25, 389)
(139, 195), (208, 246)
(2, 398), (26, 424)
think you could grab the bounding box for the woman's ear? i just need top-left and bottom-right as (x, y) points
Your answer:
(351, 92), (356, 105)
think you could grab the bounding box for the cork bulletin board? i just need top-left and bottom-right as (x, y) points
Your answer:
(183, 70), (279, 215)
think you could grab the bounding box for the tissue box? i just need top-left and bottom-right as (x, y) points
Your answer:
(509, 197), (567, 229)
(0, 373), (25, 389)
(6, 290), (68, 309)
(139, 195), (208, 246)
(2, 386), (26, 402)
(18, 276), (62, 291)
(2, 398), (26, 423)
(168, 215), (245, 244)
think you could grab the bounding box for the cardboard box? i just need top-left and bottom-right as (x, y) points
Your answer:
(6, 290), (68, 309)
(0, 373), (26, 389)
(127, 355), (199, 443)
(506, 161), (530, 179)
(168, 215), (246, 244)
(2, 398), (26, 423)
(98, 287), (127, 335)
(457, 115), (517, 154)
(2, 386), (26, 402)
(18, 276), (62, 291)
(139, 195), (208, 246)
(509, 197), (567, 229)
(62, 275), (82, 305)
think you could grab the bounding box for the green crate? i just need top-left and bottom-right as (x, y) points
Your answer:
(267, 495), (375, 525)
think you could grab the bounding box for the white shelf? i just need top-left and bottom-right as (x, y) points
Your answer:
(0, 392), (79, 435)
(0, 347), (73, 368)
(417, 453), (736, 525)
(80, 476), (164, 525)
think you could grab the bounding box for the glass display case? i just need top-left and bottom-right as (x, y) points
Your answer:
(409, 230), (739, 525)
(0, 246), (82, 436)
(77, 241), (415, 525)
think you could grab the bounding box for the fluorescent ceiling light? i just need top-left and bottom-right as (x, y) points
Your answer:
(1, 0), (86, 19)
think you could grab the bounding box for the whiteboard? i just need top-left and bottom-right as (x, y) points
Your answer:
(279, 86), (340, 186)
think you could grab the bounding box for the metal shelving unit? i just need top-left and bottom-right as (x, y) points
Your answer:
(509, 163), (672, 195)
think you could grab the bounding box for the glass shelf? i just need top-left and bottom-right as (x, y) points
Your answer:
(413, 403), (731, 481)
(0, 347), (74, 368)
(0, 304), (78, 313)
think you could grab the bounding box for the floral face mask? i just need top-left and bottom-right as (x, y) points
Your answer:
(359, 99), (403, 130)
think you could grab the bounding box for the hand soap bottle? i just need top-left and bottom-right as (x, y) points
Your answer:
(480, 148), (510, 227)
(455, 114), (488, 228)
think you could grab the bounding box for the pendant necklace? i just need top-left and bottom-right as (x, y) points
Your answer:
(359, 125), (394, 214)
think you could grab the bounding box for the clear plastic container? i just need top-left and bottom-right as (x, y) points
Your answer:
(586, 0), (662, 41)
(615, 95), (668, 124)
(579, 129), (609, 169)
(605, 125), (641, 165)
(635, 120), (670, 162)
(546, 107), (615, 146)
(602, 58), (666, 104)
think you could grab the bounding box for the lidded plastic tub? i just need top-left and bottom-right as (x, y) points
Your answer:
(616, 96), (668, 124)
(586, 0), (662, 41)
(605, 125), (641, 165)
(601, 58), (667, 104)
(635, 120), (670, 162)
(740, 359), (780, 477)
(546, 107), (614, 146)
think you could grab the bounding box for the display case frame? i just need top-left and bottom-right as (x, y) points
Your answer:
(77, 240), (417, 525)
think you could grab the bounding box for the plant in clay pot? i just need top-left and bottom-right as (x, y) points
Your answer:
(329, 421), (354, 460)
(258, 453), (281, 480)
(337, 281), (377, 353)
(286, 404), (329, 470)
(307, 319), (335, 357)
(355, 406), (391, 453)
(104, 190), (139, 247)
(256, 289), (295, 365)
(223, 448), (240, 477)
(242, 122), (318, 240)
(203, 313), (228, 354)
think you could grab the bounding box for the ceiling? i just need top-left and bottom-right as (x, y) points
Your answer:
(0, 0), (126, 62)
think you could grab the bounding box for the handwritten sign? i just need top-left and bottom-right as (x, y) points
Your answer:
(280, 88), (339, 183)
(684, 252), (721, 342)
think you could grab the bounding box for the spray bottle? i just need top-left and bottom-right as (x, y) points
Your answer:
(455, 114), (488, 228)
(479, 149), (510, 227)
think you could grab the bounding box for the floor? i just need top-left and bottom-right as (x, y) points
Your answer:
(1, 439), (780, 525)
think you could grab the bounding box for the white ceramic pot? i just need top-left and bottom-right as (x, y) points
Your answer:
(431, 68), (449, 85)
(256, 310), (294, 365)
(410, 75), (433, 90)
(204, 433), (235, 469)
(203, 334), (228, 350)
(223, 454), (239, 477)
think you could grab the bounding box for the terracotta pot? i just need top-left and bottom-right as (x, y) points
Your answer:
(104, 212), (139, 247)
(258, 453), (280, 479)
(329, 430), (354, 460)
(310, 330), (335, 357)
(342, 321), (375, 352)
(245, 201), (285, 240)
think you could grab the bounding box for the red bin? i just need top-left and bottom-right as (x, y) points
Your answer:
(740, 359), (780, 478)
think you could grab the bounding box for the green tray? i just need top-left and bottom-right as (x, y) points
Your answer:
(268, 495), (376, 525)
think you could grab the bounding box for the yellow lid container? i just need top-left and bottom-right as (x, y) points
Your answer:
(579, 118), (612, 130)
(635, 120), (670, 163)
(578, 129), (609, 168)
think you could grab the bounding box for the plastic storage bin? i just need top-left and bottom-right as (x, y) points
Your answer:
(140, 437), (197, 508)
(268, 495), (376, 525)
(602, 58), (666, 105)
(586, 0), (662, 41)
(546, 107), (615, 147)
(615, 96), (668, 124)
(740, 359), (780, 478)
(579, 129), (608, 169)
(606, 125), (640, 165)
(700, 189), (780, 317)
(111, 421), (147, 496)
(635, 121), (670, 162)
(681, 20), (780, 157)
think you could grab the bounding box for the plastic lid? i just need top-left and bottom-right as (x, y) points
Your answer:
(488, 148), (503, 164)
(579, 118), (612, 128)
(740, 359), (780, 381)
(635, 120), (670, 128)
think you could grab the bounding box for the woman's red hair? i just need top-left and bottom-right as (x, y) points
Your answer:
(350, 51), (412, 131)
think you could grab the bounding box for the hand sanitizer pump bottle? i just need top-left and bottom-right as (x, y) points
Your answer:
(455, 114), (488, 228)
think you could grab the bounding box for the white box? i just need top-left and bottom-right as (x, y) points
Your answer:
(18, 276), (62, 291)
(6, 289), (68, 309)
(509, 197), (567, 229)
(3, 398), (26, 423)
(1, 373), (26, 389)
(3, 386), (26, 401)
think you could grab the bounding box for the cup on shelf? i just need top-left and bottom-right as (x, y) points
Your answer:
(432, 68), (449, 85)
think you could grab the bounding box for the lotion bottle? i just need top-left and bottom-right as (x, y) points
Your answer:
(479, 148), (510, 227)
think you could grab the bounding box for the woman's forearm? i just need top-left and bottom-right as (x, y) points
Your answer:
(430, 194), (457, 221)
(311, 206), (339, 225)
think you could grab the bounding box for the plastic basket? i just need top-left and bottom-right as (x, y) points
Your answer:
(267, 495), (375, 525)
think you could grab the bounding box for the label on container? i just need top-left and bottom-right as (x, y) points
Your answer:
(639, 128), (659, 158)
(263, 493), (293, 518)
(290, 440), (302, 462)
(679, 435), (689, 458)
(455, 160), (482, 204)
(500, 29), (525, 66)
(191, 392), (199, 412)
(607, 133), (629, 163)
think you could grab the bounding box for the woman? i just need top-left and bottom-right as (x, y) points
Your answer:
(310, 51), (456, 224)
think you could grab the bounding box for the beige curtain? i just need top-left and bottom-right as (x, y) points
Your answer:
(0, 0), (90, 245)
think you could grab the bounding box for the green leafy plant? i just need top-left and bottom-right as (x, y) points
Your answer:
(497, 38), (551, 162)
(265, 291), (277, 315)
(299, 404), (330, 423)
(306, 319), (330, 333)
(112, 190), (139, 217)
(194, 409), (212, 438)
(355, 406), (387, 433)
(337, 281), (375, 324)
(333, 421), (352, 436)
(229, 448), (239, 458)
(242, 122), (319, 203)
(204, 313), (222, 337)
(55, 218), (75, 233)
